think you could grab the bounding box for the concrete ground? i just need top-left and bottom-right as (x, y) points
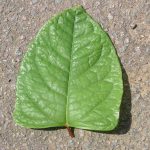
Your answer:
(0, 0), (150, 149)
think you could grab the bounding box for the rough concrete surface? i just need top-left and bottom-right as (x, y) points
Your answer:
(0, 0), (150, 149)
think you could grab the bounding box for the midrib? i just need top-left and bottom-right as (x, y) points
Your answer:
(65, 12), (76, 126)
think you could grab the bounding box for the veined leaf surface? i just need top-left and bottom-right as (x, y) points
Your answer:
(13, 6), (123, 131)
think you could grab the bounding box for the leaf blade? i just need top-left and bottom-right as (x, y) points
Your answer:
(13, 6), (123, 131)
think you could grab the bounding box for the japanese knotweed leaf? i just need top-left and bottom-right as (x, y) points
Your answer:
(13, 6), (123, 131)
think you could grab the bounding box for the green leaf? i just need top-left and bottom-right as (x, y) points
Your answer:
(13, 6), (123, 131)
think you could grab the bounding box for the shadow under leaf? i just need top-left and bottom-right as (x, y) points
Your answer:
(109, 64), (132, 134)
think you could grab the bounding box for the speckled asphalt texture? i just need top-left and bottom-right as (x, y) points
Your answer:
(0, 0), (150, 149)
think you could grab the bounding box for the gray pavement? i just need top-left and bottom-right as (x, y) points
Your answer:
(0, 0), (150, 149)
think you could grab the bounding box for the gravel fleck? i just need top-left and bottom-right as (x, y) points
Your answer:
(15, 48), (22, 56)
(31, 0), (38, 5)
(94, 1), (100, 7)
(108, 13), (113, 20)
(55, 0), (63, 4)
(145, 14), (150, 24)
(22, 16), (27, 21)
(3, 119), (10, 130)
(31, 10), (36, 17)
(135, 46), (141, 55)
(124, 37), (130, 44)
(130, 23), (137, 29)
(20, 35), (25, 40)
(79, 130), (84, 137)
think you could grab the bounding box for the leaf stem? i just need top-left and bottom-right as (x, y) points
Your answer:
(66, 126), (74, 138)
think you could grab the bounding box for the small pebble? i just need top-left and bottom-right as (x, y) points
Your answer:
(145, 14), (150, 24)
(68, 139), (74, 146)
(130, 23), (137, 29)
(19, 8), (24, 13)
(124, 37), (130, 44)
(135, 46), (141, 55)
(95, 1), (100, 7)
(15, 48), (22, 56)
(31, 10), (36, 17)
(3, 120), (9, 130)
(32, 0), (38, 5)
(55, 0), (63, 4)
(22, 16), (27, 21)
(20, 35), (24, 40)
(79, 130), (84, 137)
(108, 13), (113, 20)
(146, 46), (150, 53)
